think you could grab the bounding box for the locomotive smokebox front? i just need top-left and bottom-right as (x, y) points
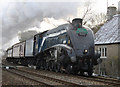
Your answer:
(67, 18), (95, 59)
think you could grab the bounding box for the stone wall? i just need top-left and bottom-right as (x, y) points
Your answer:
(94, 44), (120, 78)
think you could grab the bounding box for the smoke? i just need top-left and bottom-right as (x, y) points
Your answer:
(2, 2), (81, 46)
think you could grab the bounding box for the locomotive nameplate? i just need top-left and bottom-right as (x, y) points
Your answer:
(76, 28), (88, 36)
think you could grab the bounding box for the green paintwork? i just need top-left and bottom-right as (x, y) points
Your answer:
(76, 28), (88, 35)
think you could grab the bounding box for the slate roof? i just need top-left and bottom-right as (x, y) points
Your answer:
(95, 14), (120, 44)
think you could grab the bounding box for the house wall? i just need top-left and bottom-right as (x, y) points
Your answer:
(94, 44), (120, 78)
(118, 44), (120, 77)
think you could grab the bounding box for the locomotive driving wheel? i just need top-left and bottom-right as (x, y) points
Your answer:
(54, 63), (60, 72)
(60, 64), (64, 73)
(45, 62), (49, 70)
(66, 64), (74, 74)
(87, 59), (93, 76)
(87, 67), (93, 76)
(35, 57), (41, 69)
(49, 48), (58, 72)
(49, 61), (54, 71)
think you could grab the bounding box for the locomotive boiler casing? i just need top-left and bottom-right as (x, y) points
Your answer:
(66, 25), (95, 62)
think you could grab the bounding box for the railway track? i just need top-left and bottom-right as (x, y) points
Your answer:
(2, 61), (120, 87)
(73, 75), (120, 87)
(3, 68), (52, 86)
(91, 76), (120, 86)
(40, 70), (120, 87)
(2, 65), (86, 87)
(32, 68), (120, 87)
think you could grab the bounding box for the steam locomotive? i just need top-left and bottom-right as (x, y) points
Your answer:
(6, 18), (100, 76)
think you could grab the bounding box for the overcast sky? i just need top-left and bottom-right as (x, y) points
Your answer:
(0, 0), (120, 49)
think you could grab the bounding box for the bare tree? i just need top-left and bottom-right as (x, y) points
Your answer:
(88, 13), (107, 33)
(81, 1), (94, 25)
(81, 1), (107, 27)
(82, 1), (92, 20)
(91, 13), (107, 26)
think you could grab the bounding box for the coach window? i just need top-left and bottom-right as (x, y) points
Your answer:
(98, 47), (107, 58)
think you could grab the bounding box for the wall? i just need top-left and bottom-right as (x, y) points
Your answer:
(94, 44), (120, 78)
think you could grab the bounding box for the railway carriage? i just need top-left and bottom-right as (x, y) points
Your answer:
(6, 18), (101, 76)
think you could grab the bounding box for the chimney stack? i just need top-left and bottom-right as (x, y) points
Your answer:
(107, 6), (117, 21)
(118, 1), (120, 14)
(72, 18), (83, 28)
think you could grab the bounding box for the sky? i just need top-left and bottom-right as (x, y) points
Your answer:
(0, 0), (120, 50)
(93, 0), (120, 13)
(0, 0), (120, 13)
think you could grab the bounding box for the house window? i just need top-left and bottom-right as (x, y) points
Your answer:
(98, 47), (107, 58)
